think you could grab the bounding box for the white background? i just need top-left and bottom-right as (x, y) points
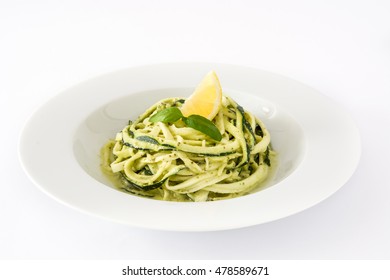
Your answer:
(1, 0), (389, 259)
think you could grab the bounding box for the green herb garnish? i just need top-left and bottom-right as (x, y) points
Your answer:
(149, 107), (183, 123)
(149, 107), (222, 141)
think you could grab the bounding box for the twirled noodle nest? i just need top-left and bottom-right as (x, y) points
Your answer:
(101, 95), (275, 202)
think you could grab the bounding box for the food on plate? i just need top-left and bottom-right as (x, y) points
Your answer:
(101, 71), (275, 201)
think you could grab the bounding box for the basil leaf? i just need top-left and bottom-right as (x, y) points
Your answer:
(149, 107), (183, 123)
(183, 115), (222, 141)
(148, 107), (222, 141)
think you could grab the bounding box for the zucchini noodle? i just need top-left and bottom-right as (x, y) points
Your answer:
(101, 95), (275, 202)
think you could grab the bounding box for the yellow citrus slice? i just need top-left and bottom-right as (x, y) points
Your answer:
(180, 71), (222, 120)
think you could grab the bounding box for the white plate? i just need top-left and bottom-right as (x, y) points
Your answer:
(18, 63), (360, 231)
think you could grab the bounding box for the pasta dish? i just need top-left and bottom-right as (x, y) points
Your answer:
(101, 72), (275, 202)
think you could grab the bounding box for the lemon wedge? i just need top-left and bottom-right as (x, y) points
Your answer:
(180, 71), (222, 120)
